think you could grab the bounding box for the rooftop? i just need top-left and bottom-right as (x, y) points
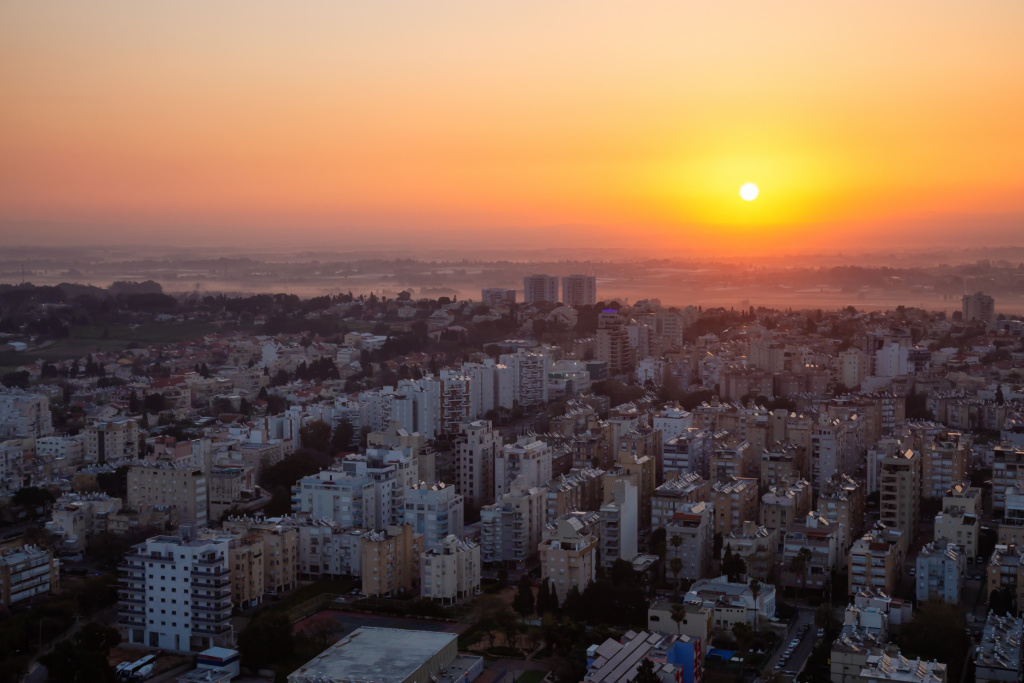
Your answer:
(288, 627), (461, 683)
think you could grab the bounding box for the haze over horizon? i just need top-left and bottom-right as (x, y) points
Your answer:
(2, 1), (1024, 258)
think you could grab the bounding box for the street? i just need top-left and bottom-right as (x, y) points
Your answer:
(762, 606), (816, 681)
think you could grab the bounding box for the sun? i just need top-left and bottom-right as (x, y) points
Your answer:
(739, 182), (759, 201)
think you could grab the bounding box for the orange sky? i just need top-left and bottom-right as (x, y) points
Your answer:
(1, 1), (1023, 257)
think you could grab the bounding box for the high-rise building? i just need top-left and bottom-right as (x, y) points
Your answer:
(879, 449), (921, 554)
(561, 274), (597, 306)
(664, 501), (714, 582)
(962, 291), (995, 323)
(920, 432), (970, 499)
(937, 483), (980, 557)
(523, 274), (559, 305)
(480, 476), (547, 567)
(420, 535), (480, 603)
(455, 420), (501, 510)
(85, 418), (138, 464)
(710, 477), (760, 536)
(599, 479), (638, 568)
(595, 310), (634, 375)
(495, 436), (553, 497)
(117, 533), (234, 651)
(915, 541), (964, 605)
(0, 389), (53, 439)
(221, 516), (298, 595)
(540, 514), (599, 602)
(404, 482), (464, 551)
(361, 524), (423, 597)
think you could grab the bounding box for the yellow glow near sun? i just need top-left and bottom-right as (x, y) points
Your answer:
(740, 182), (759, 201)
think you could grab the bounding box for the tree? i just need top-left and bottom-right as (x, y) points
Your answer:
(513, 575), (536, 617)
(303, 615), (341, 650)
(996, 384), (1005, 405)
(12, 486), (55, 514)
(748, 578), (762, 631)
(900, 601), (970, 681)
(562, 584), (585, 621)
(299, 419), (332, 453)
(331, 419), (355, 454)
(649, 527), (667, 560)
(537, 577), (559, 615)
(670, 602), (687, 635)
(790, 547), (812, 595)
(722, 545), (747, 583)
(238, 612), (295, 671)
(629, 658), (661, 683)
(669, 558), (684, 593)
(40, 623), (121, 683)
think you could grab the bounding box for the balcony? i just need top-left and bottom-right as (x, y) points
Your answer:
(191, 566), (229, 577)
(118, 615), (146, 626)
(193, 614), (231, 624)
(193, 622), (231, 635)
(118, 604), (145, 616)
(119, 583), (145, 594)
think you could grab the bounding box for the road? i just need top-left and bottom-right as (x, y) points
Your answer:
(762, 607), (816, 681)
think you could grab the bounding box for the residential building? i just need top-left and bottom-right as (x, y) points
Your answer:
(760, 445), (801, 489)
(221, 516), (298, 595)
(595, 309), (633, 375)
(819, 473), (866, 556)
(45, 492), (122, 555)
(404, 482), (464, 551)
(499, 349), (551, 406)
(293, 519), (364, 580)
(0, 545), (59, 608)
(651, 473), (710, 528)
(975, 611), (1023, 683)
(117, 533), (234, 651)
(0, 389), (53, 439)
(480, 476), (547, 567)
(880, 449), (921, 554)
(454, 420), (500, 510)
(545, 468), (605, 523)
(987, 544), (1024, 613)
(920, 433), (970, 499)
(128, 464), (208, 527)
(561, 274), (597, 306)
(663, 428), (714, 480)
(685, 575), (777, 630)
(937, 483), (980, 557)
(664, 501), (714, 583)
(0, 444), (24, 494)
(523, 274), (559, 305)
(84, 419), (138, 464)
(858, 651), (947, 682)
(963, 291), (995, 323)
(710, 477), (759, 536)
(496, 436), (553, 496)
(992, 445), (1024, 513)
(439, 375), (474, 434)
(647, 600), (712, 642)
(781, 511), (840, 592)
(916, 542), (965, 605)
(290, 467), (376, 528)
(540, 515), (599, 602)
(361, 524), (423, 597)
(761, 479), (812, 535)
(721, 521), (779, 581)
(599, 479), (638, 568)
(225, 535), (264, 609)
(481, 288), (516, 305)
(709, 440), (755, 482)
(420, 535), (480, 604)
(849, 526), (902, 598)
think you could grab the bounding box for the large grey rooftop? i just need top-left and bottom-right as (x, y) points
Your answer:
(289, 627), (457, 683)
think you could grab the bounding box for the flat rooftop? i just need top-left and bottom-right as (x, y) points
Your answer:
(288, 627), (459, 683)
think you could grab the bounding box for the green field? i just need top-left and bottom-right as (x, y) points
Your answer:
(0, 321), (223, 372)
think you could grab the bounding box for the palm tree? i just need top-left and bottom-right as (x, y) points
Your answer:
(669, 558), (684, 594)
(748, 578), (762, 631)
(670, 602), (687, 635)
(789, 548), (812, 596)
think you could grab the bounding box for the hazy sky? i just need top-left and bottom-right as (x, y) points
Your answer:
(2, 1), (1023, 256)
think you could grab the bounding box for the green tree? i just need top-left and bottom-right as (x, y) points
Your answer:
(649, 527), (667, 560)
(537, 577), (559, 615)
(12, 486), (55, 513)
(513, 575), (536, 617)
(900, 601), (970, 681)
(629, 658), (661, 683)
(748, 578), (762, 631)
(722, 544), (747, 583)
(670, 602), (687, 635)
(39, 623), (121, 683)
(790, 547), (812, 595)
(299, 419), (332, 453)
(330, 419), (355, 454)
(669, 557), (684, 593)
(562, 584), (585, 621)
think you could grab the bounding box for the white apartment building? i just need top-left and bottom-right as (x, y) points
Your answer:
(652, 408), (695, 442)
(460, 359), (515, 416)
(540, 515), (599, 602)
(664, 501), (715, 582)
(480, 476), (547, 567)
(439, 374), (475, 435)
(118, 534), (234, 652)
(599, 479), (638, 568)
(499, 349), (551, 407)
(663, 429), (714, 480)
(291, 467), (376, 528)
(421, 535), (481, 603)
(0, 389), (53, 439)
(561, 274), (597, 306)
(975, 612), (1022, 683)
(293, 519), (364, 580)
(35, 434), (86, 472)
(495, 436), (553, 497)
(339, 448), (419, 529)
(455, 419), (500, 510)
(915, 541), (964, 605)
(523, 274), (559, 305)
(404, 482), (464, 551)
(936, 483), (980, 557)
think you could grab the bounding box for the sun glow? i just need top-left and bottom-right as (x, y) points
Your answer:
(740, 183), (759, 201)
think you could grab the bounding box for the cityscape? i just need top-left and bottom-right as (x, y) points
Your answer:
(3, 2), (1024, 683)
